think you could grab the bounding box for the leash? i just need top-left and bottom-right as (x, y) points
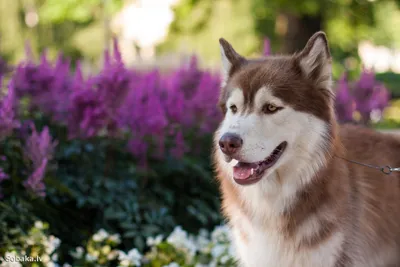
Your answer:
(335, 156), (400, 175)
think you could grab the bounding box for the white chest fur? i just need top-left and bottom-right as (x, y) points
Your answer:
(230, 216), (344, 267)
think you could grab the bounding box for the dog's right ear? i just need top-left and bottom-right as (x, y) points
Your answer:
(219, 38), (245, 86)
(297, 32), (332, 91)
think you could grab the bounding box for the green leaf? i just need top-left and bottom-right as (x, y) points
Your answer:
(123, 230), (137, 238)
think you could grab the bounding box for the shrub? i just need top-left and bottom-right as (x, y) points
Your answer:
(0, 40), (222, 261)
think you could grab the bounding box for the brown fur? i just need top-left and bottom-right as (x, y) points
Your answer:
(214, 32), (400, 266)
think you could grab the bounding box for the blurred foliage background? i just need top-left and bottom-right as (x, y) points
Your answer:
(0, 0), (123, 65)
(2, 0), (400, 72)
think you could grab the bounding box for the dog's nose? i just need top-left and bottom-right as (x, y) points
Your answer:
(219, 133), (243, 155)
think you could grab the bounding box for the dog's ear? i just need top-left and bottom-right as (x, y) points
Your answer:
(297, 31), (332, 91)
(219, 38), (245, 86)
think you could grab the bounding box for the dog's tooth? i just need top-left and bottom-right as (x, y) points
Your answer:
(251, 168), (254, 175)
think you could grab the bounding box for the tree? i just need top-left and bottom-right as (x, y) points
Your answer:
(0, 0), (124, 64)
(159, 0), (400, 65)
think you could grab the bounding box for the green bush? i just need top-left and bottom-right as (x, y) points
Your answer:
(1, 121), (222, 262)
(1, 46), (223, 263)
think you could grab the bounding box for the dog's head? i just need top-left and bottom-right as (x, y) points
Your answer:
(214, 32), (336, 189)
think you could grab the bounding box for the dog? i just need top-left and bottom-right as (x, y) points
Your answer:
(213, 31), (400, 267)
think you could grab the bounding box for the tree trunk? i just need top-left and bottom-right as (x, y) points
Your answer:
(279, 12), (323, 54)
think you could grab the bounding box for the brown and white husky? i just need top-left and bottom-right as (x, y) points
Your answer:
(213, 31), (400, 267)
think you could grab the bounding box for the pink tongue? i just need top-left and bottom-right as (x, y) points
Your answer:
(233, 162), (257, 180)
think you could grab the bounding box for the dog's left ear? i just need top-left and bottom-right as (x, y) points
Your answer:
(297, 31), (332, 91)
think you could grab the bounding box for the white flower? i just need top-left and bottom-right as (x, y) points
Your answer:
(51, 253), (59, 262)
(101, 245), (111, 254)
(44, 235), (61, 254)
(118, 249), (142, 266)
(108, 233), (121, 244)
(146, 234), (163, 246)
(211, 244), (225, 259)
(41, 255), (51, 263)
(195, 234), (210, 253)
(118, 250), (128, 260)
(166, 226), (187, 245)
(92, 229), (109, 242)
(127, 248), (142, 266)
(91, 250), (100, 258)
(117, 251), (130, 266)
(107, 250), (119, 260)
(228, 244), (236, 258)
(62, 264), (72, 267)
(162, 262), (180, 267)
(211, 225), (230, 243)
(47, 262), (60, 267)
(118, 259), (131, 267)
(166, 226), (197, 258)
(85, 253), (97, 262)
(26, 237), (34, 245)
(34, 221), (44, 229)
(70, 246), (84, 259)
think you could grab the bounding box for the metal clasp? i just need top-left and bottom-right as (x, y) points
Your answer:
(381, 166), (392, 175)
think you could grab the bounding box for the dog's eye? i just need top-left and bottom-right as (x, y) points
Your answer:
(230, 104), (238, 114)
(262, 103), (280, 114)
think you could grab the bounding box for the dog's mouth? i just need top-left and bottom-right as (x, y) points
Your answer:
(233, 141), (287, 185)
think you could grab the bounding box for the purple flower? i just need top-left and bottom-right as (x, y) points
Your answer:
(24, 124), (57, 170)
(163, 75), (185, 125)
(23, 124), (56, 197)
(51, 53), (73, 122)
(23, 159), (47, 197)
(164, 55), (221, 129)
(263, 37), (271, 56)
(335, 73), (356, 123)
(97, 39), (132, 112)
(121, 70), (168, 160)
(351, 68), (390, 123)
(69, 39), (134, 138)
(371, 83), (390, 111)
(9, 40), (226, 162)
(0, 79), (20, 140)
(0, 168), (8, 182)
(167, 55), (203, 100)
(13, 51), (73, 122)
(68, 82), (108, 138)
(191, 71), (222, 133)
